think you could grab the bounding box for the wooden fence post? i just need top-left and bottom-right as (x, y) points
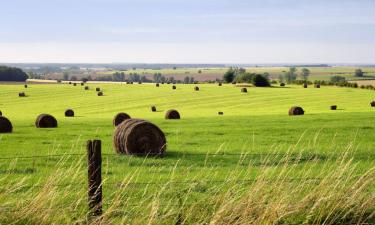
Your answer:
(87, 140), (103, 218)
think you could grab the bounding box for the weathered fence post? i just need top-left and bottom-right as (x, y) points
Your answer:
(87, 140), (103, 218)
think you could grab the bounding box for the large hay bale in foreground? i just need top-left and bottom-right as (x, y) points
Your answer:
(151, 106), (157, 112)
(165, 109), (180, 120)
(194, 86), (200, 91)
(331, 105), (337, 110)
(35, 114), (57, 128)
(0, 116), (12, 133)
(241, 88), (247, 93)
(289, 106), (305, 116)
(19, 92), (26, 97)
(65, 109), (74, 117)
(371, 101), (375, 107)
(113, 113), (131, 126)
(113, 119), (166, 155)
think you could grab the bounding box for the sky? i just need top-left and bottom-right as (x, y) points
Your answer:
(0, 0), (374, 64)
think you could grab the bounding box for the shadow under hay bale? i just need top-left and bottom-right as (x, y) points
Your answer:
(303, 83), (308, 88)
(84, 86), (89, 90)
(218, 112), (224, 115)
(151, 106), (157, 112)
(35, 114), (57, 128)
(315, 84), (321, 88)
(331, 105), (337, 110)
(371, 101), (375, 107)
(172, 85), (177, 90)
(96, 87), (101, 92)
(165, 109), (180, 119)
(113, 119), (166, 156)
(280, 83), (285, 87)
(19, 92), (26, 97)
(113, 113), (131, 126)
(156, 83), (160, 87)
(0, 116), (12, 133)
(65, 109), (74, 117)
(289, 106), (305, 116)
(194, 86), (200, 91)
(241, 88), (248, 93)
(97, 91), (103, 96)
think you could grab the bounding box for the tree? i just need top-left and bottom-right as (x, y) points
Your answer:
(223, 68), (236, 83)
(301, 68), (310, 81)
(235, 73), (254, 83)
(283, 67), (298, 83)
(330, 76), (346, 83)
(355, 69), (364, 77)
(63, 71), (70, 81)
(113, 72), (125, 82)
(0, 66), (28, 81)
(252, 74), (270, 87)
(184, 76), (190, 84)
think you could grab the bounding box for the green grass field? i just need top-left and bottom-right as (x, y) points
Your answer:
(0, 83), (374, 224)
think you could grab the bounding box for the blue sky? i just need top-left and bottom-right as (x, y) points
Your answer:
(0, 0), (374, 63)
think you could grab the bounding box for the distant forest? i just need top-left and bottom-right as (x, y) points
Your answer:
(0, 66), (28, 81)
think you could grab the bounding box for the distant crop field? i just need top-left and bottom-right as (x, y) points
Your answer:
(0, 83), (374, 224)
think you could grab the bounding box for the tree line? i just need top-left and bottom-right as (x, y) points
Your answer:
(0, 66), (28, 81)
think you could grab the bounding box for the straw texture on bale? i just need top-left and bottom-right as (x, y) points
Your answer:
(371, 101), (375, 107)
(303, 84), (308, 88)
(96, 87), (101, 92)
(151, 106), (157, 112)
(19, 92), (26, 97)
(0, 116), (13, 133)
(165, 109), (180, 120)
(241, 88), (248, 93)
(35, 114), (57, 128)
(289, 106), (305, 116)
(280, 83), (285, 87)
(65, 109), (74, 117)
(97, 92), (103, 96)
(194, 86), (200, 91)
(331, 105), (337, 110)
(113, 113), (131, 126)
(113, 119), (166, 155)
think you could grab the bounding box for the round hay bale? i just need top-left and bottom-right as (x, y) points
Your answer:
(113, 113), (131, 126)
(241, 88), (247, 93)
(218, 83), (222, 86)
(113, 119), (166, 155)
(194, 86), (200, 91)
(96, 87), (101, 92)
(315, 84), (321, 88)
(81, 83), (84, 86)
(232, 82), (237, 85)
(73, 83), (77, 86)
(156, 83), (160, 87)
(0, 116), (12, 133)
(24, 84), (28, 88)
(303, 83), (308, 88)
(172, 85), (176, 90)
(280, 83), (285, 87)
(165, 109), (180, 119)
(84, 86), (89, 90)
(97, 91), (103, 96)
(370, 101), (375, 107)
(65, 109), (74, 117)
(68, 82), (72, 84)
(289, 106), (305, 116)
(330, 105), (337, 110)
(35, 114), (57, 128)
(218, 112), (224, 115)
(151, 106), (157, 112)
(19, 92), (26, 97)
(161, 82), (165, 84)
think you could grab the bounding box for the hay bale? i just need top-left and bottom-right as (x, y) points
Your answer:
(232, 82), (237, 85)
(370, 101), (375, 107)
(172, 85), (177, 90)
(165, 109), (180, 119)
(0, 116), (12, 133)
(24, 84), (28, 88)
(73, 83), (77, 86)
(35, 114), (57, 128)
(315, 84), (321, 88)
(303, 83), (308, 88)
(97, 91), (103, 96)
(138, 81), (142, 84)
(81, 83), (84, 86)
(218, 83), (222, 86)
(113, 113), (131, 126)
(19, 92), (26, 97)
(69, 82), (72, 84)
(151, 106), (157, 112)
(113, 119), (166, 156)
(0, 111), (2, 116)
(241, 88), (247, 93)
(194, 86), (200, 91)
(289, 106), (305, 116)
(161, 82), (165, 84)
(280, 83), (285, 87)
(218, 112), (224, 115)
(330, 105), (337, 110)
(84, 86), (89, 90)
(65, 109), (74, 117)
(156, 83), (160, 87)
(96, 87), (101, 92)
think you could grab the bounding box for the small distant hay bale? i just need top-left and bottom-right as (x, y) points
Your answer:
(65, 109), (74, 117)
(289, 106), (305, 116)
(96, 87), (101, 92)
(370, 101), (375, 107)
(241, 88), (247, 93)
(194, 86), (200, 91)
(315, 84), (321, 88)
(161, 82), (165, 84)
(232, 82), (237, 85)
(218, 83), (222, 86)
(156, 83), (160, 87)
(0, 116), (13, 133)
(113, 119), (166, 156)
(151, 106), (157, 112)
(330, 105), (337, 110)
(113, 113), (131, 126)
(24, 84), (28, 88)
(97, 91), (103, 96)
(73, 83), (77, 86)
(218, 112), (224, 115)
(81, 83), (84, 86)
(172, 85), (177, 90)
(280, 83), (285, 87)
(138, 81), (142, 84)
(35, 114), (57, 128)
(19, 92), (26, 97)
(165, 109), (180, 119)
(69, 82), (72, 84)
(84, 86), (89, 90)
(167, 82), (171, 84)
(303, 83), (308, 88)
